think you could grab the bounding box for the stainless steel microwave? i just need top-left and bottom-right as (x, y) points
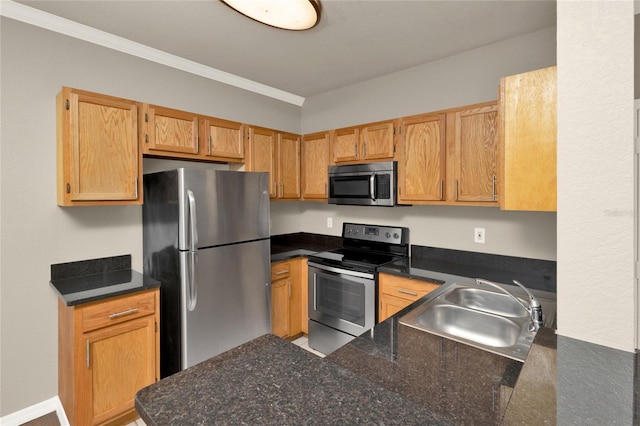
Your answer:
(328, 161), (397, 206)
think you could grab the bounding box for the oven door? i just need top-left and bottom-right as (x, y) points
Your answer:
(307, 262), (375, 337)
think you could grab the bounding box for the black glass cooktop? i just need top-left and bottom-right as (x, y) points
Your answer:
(308, 248), (405, 273)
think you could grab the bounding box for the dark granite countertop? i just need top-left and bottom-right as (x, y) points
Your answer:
(50, 254), (160, 306)
(270, 232), (342, 258)
(135, 334), (454, 426)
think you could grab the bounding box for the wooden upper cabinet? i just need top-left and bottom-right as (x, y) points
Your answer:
(246, 126), (277, 197)
(199, 116), (244, 162)
(142, 104), (198, 156)
(301, 132), (330, 200)
(397, 113), (446, 203)
(332, 126), (360, 163)
(361, 121), (396, 161)
(332, 121), (396, 164)
(451, 103), (499, 204)
(56, 87), (141, 206)
(499, 66), (557, 211)
(277, 132), (301, 199)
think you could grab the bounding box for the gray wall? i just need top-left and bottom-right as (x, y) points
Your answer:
(301, 26), (557, 133)
(0, 17), (299, 416)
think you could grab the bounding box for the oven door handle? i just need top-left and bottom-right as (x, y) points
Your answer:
(307, 262), (375, 280)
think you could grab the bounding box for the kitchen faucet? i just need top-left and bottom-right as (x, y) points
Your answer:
(474, 278), (544, 332)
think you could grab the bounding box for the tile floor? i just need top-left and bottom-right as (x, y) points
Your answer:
(126, 335), (323, 426)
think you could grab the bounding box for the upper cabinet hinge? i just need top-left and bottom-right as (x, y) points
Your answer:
(145, 134), (149, 143)
(66, 183), (71, 193)
(155, 321), (158, 332)
(65, 99), (70, 110)
(144, 113), (149, 123)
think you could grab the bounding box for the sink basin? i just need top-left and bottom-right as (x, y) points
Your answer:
(444, 287), (528, 318)
(416, 304), (521, 348)
(399, 282), (555, 362)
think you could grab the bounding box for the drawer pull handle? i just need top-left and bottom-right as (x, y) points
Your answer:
(274, 270), (289, 275)
(398, 289), (417, 296)
(108, 308), (139, 319)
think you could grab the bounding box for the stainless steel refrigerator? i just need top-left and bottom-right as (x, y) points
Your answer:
(142, 168), (271, 378)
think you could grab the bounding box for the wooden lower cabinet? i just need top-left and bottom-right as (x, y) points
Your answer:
(270, 258), (308, 339)
(59, 289), (159, 426)
(378, 273), (440, 322)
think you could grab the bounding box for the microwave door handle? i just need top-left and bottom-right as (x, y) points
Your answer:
(369, 174), (376, 201)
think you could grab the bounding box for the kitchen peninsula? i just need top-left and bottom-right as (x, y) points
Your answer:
(135, 234), (559, 425)
(134, 304), (555, 425)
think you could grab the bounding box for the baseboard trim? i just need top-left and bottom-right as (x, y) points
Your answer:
(0, 396), (69, 426)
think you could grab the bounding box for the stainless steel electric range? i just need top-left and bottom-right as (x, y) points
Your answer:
(307, 223), (409, 355)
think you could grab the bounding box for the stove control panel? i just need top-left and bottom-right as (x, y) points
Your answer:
(343, 223), (408, 245)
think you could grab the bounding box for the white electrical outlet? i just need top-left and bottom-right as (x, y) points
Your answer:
(327, 217), (333, 228)
(474, 227), (485, 244)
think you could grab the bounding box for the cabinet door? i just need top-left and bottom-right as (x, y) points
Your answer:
(301, 132), (330, 200)
(361, 121), (395, 161)
(379, 293), (413, 323)
(288, 259), (303, 337)
(57, 88), (140, 206)
(82, 315), (157, 425)
(247, 126), (277, 198)
(500, 66), (557, 211)
(271, 277), (291, 338)
(277, 132), (301, 199)
(200, 117), (244, 162)
(332, 126), (360, 163)
(300, 259), (309, 334)
(397, 113), (446, 203)
(143, 104), (198, 155)
(453, 104), (499, 203)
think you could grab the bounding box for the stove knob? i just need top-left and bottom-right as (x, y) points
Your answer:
(393, 233), (400, 239)
(385, 232), (391, 239)
(353, 229), (358, 235)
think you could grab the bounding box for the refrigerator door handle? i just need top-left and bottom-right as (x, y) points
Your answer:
(187, 190), (198, 252)
(187, 251), (198, 311)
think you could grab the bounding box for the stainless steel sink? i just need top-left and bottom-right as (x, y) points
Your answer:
(416, 304), (522, 348)
(399, 282), (556, 362)
(444, 287), (529, 318)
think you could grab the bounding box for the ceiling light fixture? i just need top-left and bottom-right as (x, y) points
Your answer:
(220, 0), (320, 31)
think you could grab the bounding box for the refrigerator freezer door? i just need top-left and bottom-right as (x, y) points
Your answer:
(178, 169), (270, 250)
(179, 238), (271, 369)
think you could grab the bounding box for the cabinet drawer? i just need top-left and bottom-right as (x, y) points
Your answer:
(379, 274), (440, 302)
(271, 262), (291, 281)
(81, 290), (156, 332)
